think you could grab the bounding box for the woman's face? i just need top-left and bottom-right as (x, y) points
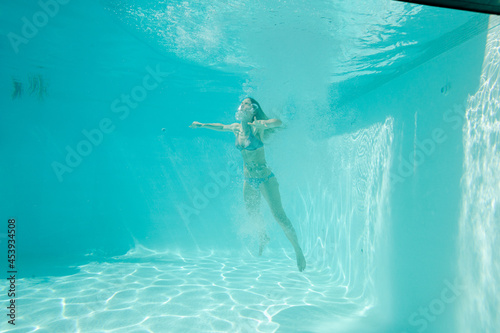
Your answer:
(240, 98), (254, 112)
(236, 98), (256, 120)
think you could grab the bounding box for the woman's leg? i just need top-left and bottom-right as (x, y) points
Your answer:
(243, 180), (270, 255)
(259, 176), (306, 272)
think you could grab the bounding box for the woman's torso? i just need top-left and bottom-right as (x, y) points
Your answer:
(234, 125), (273, 178)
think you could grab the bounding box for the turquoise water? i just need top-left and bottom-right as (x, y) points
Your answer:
(1, 1), (499, 332)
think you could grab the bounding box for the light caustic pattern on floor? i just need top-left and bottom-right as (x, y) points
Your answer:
(4, 249), (367, 333)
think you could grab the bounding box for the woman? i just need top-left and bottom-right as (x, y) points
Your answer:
(189, 97), (306, 272)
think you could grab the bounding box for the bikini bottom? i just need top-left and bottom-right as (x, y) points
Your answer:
(244, 172), (275, 190)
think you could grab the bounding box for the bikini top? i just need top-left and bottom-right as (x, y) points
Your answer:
(235, 129), (264, 151)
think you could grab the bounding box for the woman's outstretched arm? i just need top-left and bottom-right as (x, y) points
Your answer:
(262, 119), (282, 128)
(189, 121), (237, 132)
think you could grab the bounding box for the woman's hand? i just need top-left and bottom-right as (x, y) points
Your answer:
(247, 120), (267, 130)
(189, 121), (203, 128)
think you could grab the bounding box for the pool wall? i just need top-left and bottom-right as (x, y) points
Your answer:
(458, 15), (500, 333)
(324, 13), (491, 333)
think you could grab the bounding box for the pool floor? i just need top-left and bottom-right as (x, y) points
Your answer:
(6, 250), (369, 332)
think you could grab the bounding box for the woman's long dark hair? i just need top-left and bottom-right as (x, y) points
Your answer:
(247, 97), (268, 121)
(246, 97), (277, 141)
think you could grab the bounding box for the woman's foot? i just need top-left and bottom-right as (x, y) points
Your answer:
(296, 250), (306, 272)
(258, 233), (270, 256)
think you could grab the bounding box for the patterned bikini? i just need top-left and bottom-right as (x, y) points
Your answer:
(235, 129), (275, 190)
